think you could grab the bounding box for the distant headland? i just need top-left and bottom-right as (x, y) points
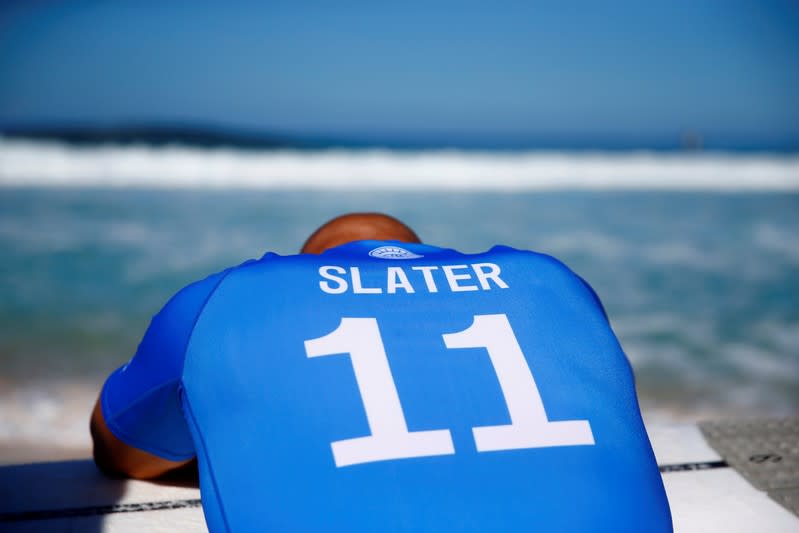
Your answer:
(0, 123), (313, 150)
(1, 122), (797, 153)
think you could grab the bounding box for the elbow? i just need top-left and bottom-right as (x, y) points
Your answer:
(90, 395), (193, 480)
(90, 405), (126, 477)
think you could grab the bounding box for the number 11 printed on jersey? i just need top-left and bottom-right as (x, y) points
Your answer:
(305, 313), (594, 468)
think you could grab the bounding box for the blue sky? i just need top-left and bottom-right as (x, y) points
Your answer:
(0, 1), (797, 147)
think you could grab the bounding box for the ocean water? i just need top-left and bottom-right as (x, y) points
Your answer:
(1, 140), (798, 455)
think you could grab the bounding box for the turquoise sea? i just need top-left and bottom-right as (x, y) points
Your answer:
(0, 141), (797, 454)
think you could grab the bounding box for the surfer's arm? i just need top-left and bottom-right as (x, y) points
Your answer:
(90, 398), (191, 479)
(91, 269), (231, 479)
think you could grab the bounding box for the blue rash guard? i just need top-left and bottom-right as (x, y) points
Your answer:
(101, 241), (672, 532)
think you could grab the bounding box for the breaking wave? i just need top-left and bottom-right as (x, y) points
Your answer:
(1, 138), (797, 190)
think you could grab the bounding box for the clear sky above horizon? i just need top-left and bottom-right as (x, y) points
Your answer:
(0, 1), (797, 147)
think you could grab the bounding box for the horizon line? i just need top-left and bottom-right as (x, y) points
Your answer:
(1, 120), (798, 153)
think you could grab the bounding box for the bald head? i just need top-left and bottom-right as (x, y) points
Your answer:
(301, 213), (420, 254)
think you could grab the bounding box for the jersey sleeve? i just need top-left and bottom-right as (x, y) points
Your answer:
(100, 269), (230, 461)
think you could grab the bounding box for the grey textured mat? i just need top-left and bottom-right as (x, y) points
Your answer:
(700, 417), (799, 517)
(769, 488), (799, 517)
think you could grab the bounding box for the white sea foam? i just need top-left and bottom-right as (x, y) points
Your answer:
(1, 138), (798, 190)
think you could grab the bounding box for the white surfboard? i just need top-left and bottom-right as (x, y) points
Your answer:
(1, 418), (797, 532)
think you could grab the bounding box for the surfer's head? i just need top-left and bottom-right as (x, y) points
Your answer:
(301, 213), (421, 254)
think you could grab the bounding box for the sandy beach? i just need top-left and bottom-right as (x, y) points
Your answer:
(0, 379), (99, 465)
